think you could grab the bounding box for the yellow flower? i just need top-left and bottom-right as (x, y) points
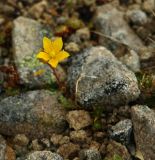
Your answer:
(36, 37), (70, 68)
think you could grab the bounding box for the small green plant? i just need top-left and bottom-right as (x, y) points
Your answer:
(104, 154), (123, 160)
(58, 95), (74, 109)
(136, 72), (155, 106)
(136, 72), (153, 90)
(113, 154), (123, 160)
(0, 33), (5, 45)
(92, 106), (104, 130)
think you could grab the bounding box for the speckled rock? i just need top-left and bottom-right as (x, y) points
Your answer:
(109, 119), (132, 145)
(126, 9), (148, 25)
(26, 151), (63, 160)
(79, 149), (102, 160)
(67, 46), (140, 108)
(66, 110), (92, 130)
(0, 90), (67, 138)
(104, 140), (131, 160)
(131, 105), (155, 160)
(12, 16), (53, 89)
(94, 4), (143, 50)
(57, 142), (80, 159)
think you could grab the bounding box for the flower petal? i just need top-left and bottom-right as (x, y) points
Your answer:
(52, 37), (63, 53)
(43, 37), (52, 53)
(36, 52), (50, 62)
(48, 59), (59, 68)
(56, 50), (70, 62)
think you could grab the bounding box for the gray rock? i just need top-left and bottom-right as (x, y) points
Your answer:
(94, 4), (144, 50)
(0, 90), (67, 138)
(131, 105), (155, 160)
(67, 46), (140, 108)
(109, 119), (132, 145)
(79, 149), (102, 160)
(126, 9), (148, 25)
(66, 110), (92, 130)
(0, 135), (6, 160)
(26, 151), (63, 160)
(119, 49), (140, 72)
(12, 16), (53, 89)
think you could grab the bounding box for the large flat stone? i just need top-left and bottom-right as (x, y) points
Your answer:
(0, 90), (67, 138)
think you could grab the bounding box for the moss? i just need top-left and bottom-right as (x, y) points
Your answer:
(93, 120), (102, 130)
(113, 155), (123, 160)
(0, 32), (5, 45)
(19, 53), (43, 69)
(104, 154), (123, 160)
(58, 95), (75, 110)
(18, 53), (55, 87)
(136, 72), (155, 107)
(66, 17), (84, 30)
(91, 106), (104, 130)
(136, 72), (153, 89)
(5, 87), (20, 96)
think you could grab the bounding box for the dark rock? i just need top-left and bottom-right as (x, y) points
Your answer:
(109, 119), (132, 145)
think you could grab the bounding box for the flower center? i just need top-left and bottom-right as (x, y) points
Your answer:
(49, 51), (56, 57)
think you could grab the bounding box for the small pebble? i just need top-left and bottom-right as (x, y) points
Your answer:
(13, 134), (29, 146)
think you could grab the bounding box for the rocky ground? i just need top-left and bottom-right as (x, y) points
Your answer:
(0, 0), (155, 160)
